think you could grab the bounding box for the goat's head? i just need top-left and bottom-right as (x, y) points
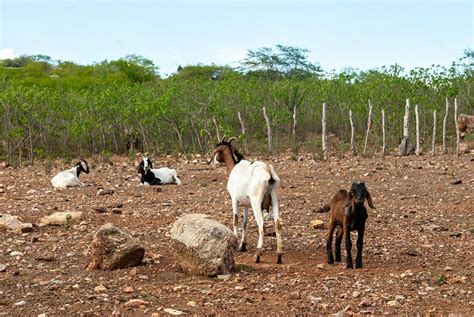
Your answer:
(348, 182), (375, 209)
(137, 156), (153, 176)
(76, 159), (90, 174)
(208, 136), (243, 165)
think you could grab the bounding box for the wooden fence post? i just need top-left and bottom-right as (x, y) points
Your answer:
(399, 98), (412, 156)
(442, 97), (449, 154)
(415, 104), (421, 156)
(322, 102), (328, 160)
(454, 98), (460, 157)
(382, 109), (387, 156)
(363, 100), (373, 155)
(431, 110), (437, 156)
(237, 111), (249, 154)
(262, 106), (273, 154)
(350, 110), (356, 155)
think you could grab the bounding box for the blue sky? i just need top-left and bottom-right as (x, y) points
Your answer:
(0, 0), (472, 76)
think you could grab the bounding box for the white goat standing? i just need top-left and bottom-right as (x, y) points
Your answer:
(51, 160), (90, 189)
(210, 137), (282, 263)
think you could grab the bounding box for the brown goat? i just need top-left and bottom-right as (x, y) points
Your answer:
(457, 114), (474, 141)
(319, 182), (375, 269)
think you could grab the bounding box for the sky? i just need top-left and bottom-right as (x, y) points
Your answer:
(0, 0), (472, 76)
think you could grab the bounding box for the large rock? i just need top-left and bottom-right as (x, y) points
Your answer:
(0, 214), (33, 233)
(39, 211), (83, 226)
(87, 223), (144, 270)
(170, 213), (237, 276)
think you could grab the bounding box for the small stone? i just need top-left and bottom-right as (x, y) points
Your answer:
(217, 274), (231, 281)
(316, 263), (325, 269)
(187, 301), (197, 307)
(14, 300), (26, 306)
(444, 266), (453, 271)
(358, 298), (372, 308)
(124, 299), (149, 308)
(138, 275), (148, 280)
(289, 291), (300, 300)
(112, 208), (122, 214)
(395, 295), (405, 301)
(0, 264), (6, 272)
(387, 300), (399, 307)
(123, 286), (134, 293)
(31, 237), (39, 243)
(94, 207), (107, 213)
(38, 314), (47, 317)
(94, 285), (107, 293)
(426, 286), (435, 291)
(97, 189), (115, 196)
(10, 251), (22, 257)
(310, 219), (325, 229)
(450, 179), (462, 185)
(235, 285), (245, 291)
(163, 308), (184, 315)
(352, 291), (361, 298)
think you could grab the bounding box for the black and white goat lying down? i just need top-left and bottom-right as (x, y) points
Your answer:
(137, 156), (182, 185)
(51, 159), (90, 188)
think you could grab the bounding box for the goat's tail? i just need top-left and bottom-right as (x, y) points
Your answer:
(317, 204), (331, 213)
(267, 164), (280, 187)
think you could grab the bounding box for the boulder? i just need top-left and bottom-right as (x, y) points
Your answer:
(170, 213), (237, 276)
(0, 214), (33, 233)
(39, 211), (83, 226)
(87, 223), (144, 270)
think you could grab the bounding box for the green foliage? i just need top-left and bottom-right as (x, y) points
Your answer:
(437, 274), (447, 285)
(0, 50), (472, 163)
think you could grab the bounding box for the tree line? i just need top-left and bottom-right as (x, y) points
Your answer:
(0, 46), (472, 164)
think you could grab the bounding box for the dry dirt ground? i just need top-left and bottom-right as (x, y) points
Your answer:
(1, 153), (473, 316)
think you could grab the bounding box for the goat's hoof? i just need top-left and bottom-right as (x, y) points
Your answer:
(238, 243), (247, 252)
(255, 255), (261, 263)
(277, 254), (282, 264)
(335, 257), (341, 262)
(327, 259), (334, 265)
(346, 263), (354, 269)
(355, 261), (363, 269)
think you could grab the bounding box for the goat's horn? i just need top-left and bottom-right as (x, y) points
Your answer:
(221, 135), (226, 143)
(228, 137), (238, 143)
(208, 149), (219, 165)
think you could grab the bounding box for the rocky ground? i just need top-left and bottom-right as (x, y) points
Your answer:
(0, 152), (473, 316)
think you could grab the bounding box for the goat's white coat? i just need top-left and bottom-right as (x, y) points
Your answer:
(223, 158), (282, 262)
(51, 166), (85, 188)
(147, 167), (182, 185)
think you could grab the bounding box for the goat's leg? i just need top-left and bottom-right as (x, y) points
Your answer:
(344, 222), (353, 269)
(326, 222), (336, 264)
(231, 199), (239, 238)
(335, 227), (343, 262)
(270, 190), (282, 264)
(251, 199), (265, 263)
(355, 223), (365, 269)
(239, 207), (249, 252)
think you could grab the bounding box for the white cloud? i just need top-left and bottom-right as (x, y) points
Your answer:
(0, 48), (18, 60)
(214, 46), (247, 66)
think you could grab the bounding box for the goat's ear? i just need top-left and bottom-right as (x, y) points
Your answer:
(366, 190), (375, 209)
(136, 152), (143, 163)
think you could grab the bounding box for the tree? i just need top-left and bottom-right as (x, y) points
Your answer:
(240, 45), (321, 78)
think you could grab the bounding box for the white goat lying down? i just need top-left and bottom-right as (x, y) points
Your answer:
(137, 156), (182, 185)
(209, 137), (282, 264)
(51, 159), (90, 189)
